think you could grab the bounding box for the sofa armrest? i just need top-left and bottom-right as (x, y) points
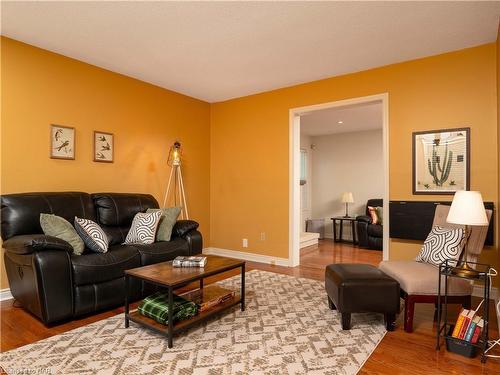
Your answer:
(3, 234), (73, 255)
(356, 221), (370, 247)
(356, 215), (372, 224)
(185, 230), (203, 255)
(172, 220), (200, 238)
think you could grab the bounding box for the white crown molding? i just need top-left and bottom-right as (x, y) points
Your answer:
(203, 247), (291, 267)
(0, 288), (13, 301)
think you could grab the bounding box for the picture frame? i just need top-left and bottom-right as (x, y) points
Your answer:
(412, 127), (470, 195)
(50, 124), (75, 160)
(93, 131), (114, 163)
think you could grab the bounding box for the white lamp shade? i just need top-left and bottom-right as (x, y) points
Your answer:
(446, 191), (488, 226)
(341, 192), (354, 203)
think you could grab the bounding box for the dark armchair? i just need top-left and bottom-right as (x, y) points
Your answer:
(356, 199), (383, 250)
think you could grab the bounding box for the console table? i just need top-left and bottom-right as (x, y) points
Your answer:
(331, 216), (357, 244)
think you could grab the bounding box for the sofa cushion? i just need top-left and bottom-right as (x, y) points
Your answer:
(1, 192), (96, 241)
(147, 207), (181, 241)
(92, 193), (159, 227)
(71, 245), (141, 286)
(74, 217), (109, 253)
(367, 224), (383, 238)
(130, 238), (189, 266)
(100, 225), (130, 246)
(40, 214), (85, 255)
(379, 260), (472, 296)
(124, 211), (162, 245)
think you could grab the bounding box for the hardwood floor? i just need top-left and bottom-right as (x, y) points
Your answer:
(1, 239), (499, 374)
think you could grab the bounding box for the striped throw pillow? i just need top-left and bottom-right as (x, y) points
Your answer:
(124, 211), (162, 245)
(74, 217), (109, 253)
(415, 226), (466, 267)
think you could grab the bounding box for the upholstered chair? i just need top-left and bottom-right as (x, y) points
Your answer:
(379, 204), (492, 333)
(356, 199), (383, 250)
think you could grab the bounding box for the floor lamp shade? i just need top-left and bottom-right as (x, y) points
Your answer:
(446, 191), (488, 226)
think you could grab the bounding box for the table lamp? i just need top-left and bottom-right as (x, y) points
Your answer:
(446, 191), (488, 277)
(341, 192), (354, 218)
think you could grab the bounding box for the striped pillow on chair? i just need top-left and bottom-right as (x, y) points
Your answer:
(415, 226), (466, 267)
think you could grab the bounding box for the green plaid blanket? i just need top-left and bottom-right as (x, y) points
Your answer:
(138, 292), (198, 325)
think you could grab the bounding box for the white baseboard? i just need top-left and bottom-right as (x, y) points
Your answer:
(300, 239), (318, 248)
(0, 288), (13, 301)
(203, 247), (291, 267)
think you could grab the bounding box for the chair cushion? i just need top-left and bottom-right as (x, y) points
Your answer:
(71, 245), (141, 286)
(130, 239), (189, 266)
(379, 260), (472, 296)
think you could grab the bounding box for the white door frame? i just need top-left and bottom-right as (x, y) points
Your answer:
(289, 93), (390, 267)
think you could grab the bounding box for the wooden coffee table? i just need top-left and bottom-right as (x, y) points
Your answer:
(124, 254), (245, 348)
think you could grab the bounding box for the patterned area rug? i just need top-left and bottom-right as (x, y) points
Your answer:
(1, 270), (386, 374)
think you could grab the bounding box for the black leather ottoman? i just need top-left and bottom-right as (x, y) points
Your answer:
(325, 263), (400, 331)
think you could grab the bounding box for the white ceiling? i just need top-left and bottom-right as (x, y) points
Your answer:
(301, 101), (382, 136)
(2, 2), (500, 103)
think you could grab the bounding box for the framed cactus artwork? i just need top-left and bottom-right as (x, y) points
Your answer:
(412, 127), (470, 195)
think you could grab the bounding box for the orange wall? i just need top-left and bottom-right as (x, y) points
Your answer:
(497, 24), (500, 286)
(2, 37), (499, 290)
(211, 44), (498, 272)
(0, 37), (211, 289)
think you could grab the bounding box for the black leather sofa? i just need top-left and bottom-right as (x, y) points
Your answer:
(355, 199), (383, 250)
(1, 192), (202, 325)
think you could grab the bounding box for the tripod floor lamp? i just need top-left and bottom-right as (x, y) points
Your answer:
(163, 141), (189, 219)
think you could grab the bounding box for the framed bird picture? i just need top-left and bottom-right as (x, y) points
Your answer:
(93, 131), (114, 163)
(50, 124), (75, 160)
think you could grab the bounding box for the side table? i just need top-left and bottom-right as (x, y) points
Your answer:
(437, 259), (491, 362)
(331, 216), (357, 245)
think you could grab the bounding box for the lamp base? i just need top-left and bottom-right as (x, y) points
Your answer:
(451, 263), (480, 278)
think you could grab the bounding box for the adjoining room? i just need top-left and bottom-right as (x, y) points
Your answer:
(299, 100), (385, 268)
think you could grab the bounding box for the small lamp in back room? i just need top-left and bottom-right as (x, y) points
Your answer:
(446, 190), (489, 277)
(341, 192), (354, 218)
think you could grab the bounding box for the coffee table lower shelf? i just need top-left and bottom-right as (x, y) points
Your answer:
(127, 295), (242, 335)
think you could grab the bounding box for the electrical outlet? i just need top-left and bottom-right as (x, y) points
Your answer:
(260, 232), (266, 241)
(242, 238), (248, 248)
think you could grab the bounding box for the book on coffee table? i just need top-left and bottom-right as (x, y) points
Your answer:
(181, 285), (235, 312)
(173, 256), (207, 268)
